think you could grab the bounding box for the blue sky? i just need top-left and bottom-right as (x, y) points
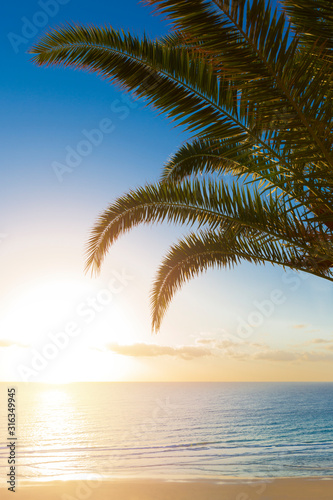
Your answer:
(0, 0), (332, 382)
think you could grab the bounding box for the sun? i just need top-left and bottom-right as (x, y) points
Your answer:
(0, 278), (91, 345)
(0, 276), (139, 383)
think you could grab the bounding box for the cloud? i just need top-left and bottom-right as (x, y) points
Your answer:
(103, 336), (333, 365)
(251, 348), (333, 363)
(195, 338), (216, 346)
(0, 340), (13, 347)
(295, 338), (333, 348)
(195, 335), (268, 350)
(215, 339), (246, 349)
(105, 342), (211, 360)
(302, 352), (333, 362)
(0, 339), (27, 348)
(197, 338), (244, 350)
(293, 324), (307, 329)
(253, 350), (299, 362)
(309, 338), (332, 344)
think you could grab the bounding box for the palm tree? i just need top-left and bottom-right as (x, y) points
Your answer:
(30, 0), (333, 331)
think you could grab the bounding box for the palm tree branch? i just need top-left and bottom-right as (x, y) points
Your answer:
(147, 0), (333, 165)
(29, 25), (308, 178)
(213, 0), (333, 163)
(161, 138), (333, 215)
(151, 228), (333, 330)
(282, 0), (333, 55)
(85, 179), (330, 275)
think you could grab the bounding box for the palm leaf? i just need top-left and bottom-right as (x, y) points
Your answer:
(282, 0), (333, 58)
(85, 178), (330, 276)
(29, 0), (333, 331)
(151, 227), (333, 330)
(146, 0), (333, 166)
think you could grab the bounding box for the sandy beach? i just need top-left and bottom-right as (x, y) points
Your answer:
(1, 477), (333, 500)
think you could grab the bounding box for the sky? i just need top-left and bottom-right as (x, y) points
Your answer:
(0, 0), (332, 383)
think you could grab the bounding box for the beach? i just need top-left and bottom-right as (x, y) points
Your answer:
(2, 0), (333, 496)
(1, 477), (333, 500)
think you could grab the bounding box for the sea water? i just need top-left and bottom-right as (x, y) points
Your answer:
(0, 382), (332, 483)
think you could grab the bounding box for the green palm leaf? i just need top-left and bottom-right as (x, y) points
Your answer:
(30, 0), (333, 330)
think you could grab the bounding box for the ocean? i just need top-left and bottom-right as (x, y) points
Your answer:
(0, 382), (332, 484)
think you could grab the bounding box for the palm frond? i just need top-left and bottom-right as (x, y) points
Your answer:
(162, 137), (333, 221)
(29, 0), (333, 331)
(85, 177), (331, 276)
(146, 0), (333, 166)
(282, 0), (333, 58)
(151, 227), (333, 330)
(30, 25), (246, 142)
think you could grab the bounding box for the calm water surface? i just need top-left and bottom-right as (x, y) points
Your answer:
(0, 382), (332, 483)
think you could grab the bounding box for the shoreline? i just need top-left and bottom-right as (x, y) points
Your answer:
(17, 473), (333, 484)
(1, 476), (333, 499)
